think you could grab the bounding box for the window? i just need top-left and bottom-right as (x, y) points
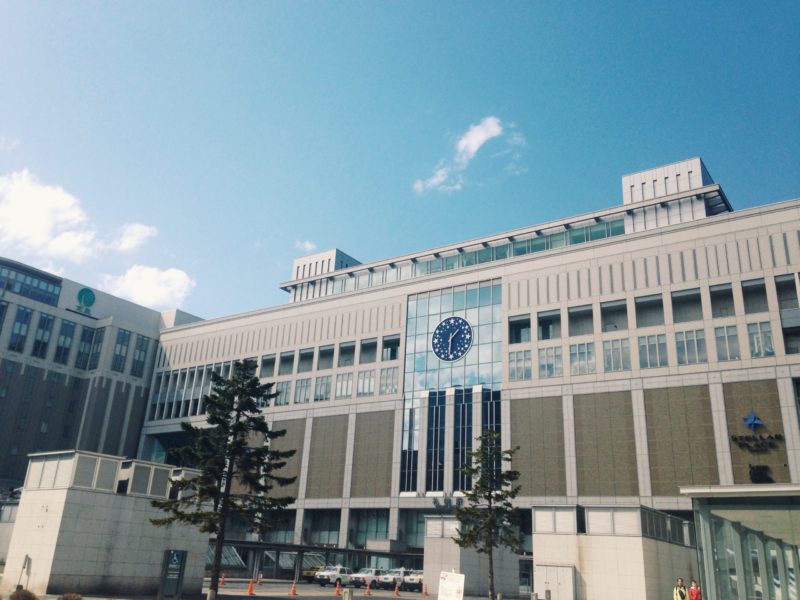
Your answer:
(743, 279), (769, 314)
(638, 334), (668, 368)
(508, 316), (531, 344)
(426, 391), (446, 491)
(294, 378), (311, 404)
(0, 262), (61, 306)
(338, 342), (356, 367)
(635, 295), (665, 327)
(314, 375), (331, 401)
(675, 329), (708, 365)
(110, 329), (131, 372)
(748, 322), (774, 357)
(260, 354), (276, 378)
(603, 339), (631, 372)
(74, 326), (95, 369)
(710, 284), (735, 318)
(538, 347), (563, 378)
(715, 326), (740, 361)
(776, 275), (799, 309)
(52, 320), (75, 365)
(0, 301), (8, 336)
(360, 339), (377, 364)
(8, 306), (33, 353)
(278, 351), (295, 375)
(508, 350), (531, 381)
(538, 310), (561, 340)
(297, 348), (314, 373)
(87, 327), (105, 370)
(275, 381), (291, 406)
(130, 335), (150, 377)
(357, 370), (375, 397)
(569, 342), (595, 375)
(317, 345), (334, 369)
(31, 313), (55, 359)
(381, 336), (400, 361)
(379, 367), (398, 395)
(671, 288), (703, 323)
(601, 300), (628, 332)
(335, 372), (353, 399)
(568, 305), (594, 336)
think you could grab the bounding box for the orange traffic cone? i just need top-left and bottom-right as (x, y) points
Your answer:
(247, 578), (255, 596)
(290, 579), (299, 596)
(335, 580), (342, 596)
(220, 574), (226, 586)
(364, 581), (373, 596)
(393, 582), (400, 597)
(423, 584), (429, 596)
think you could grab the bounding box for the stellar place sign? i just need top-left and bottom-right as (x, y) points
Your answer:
(730, 433), (784, 452)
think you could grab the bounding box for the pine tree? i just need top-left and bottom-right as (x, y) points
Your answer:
(453, 430), (521, 600)
(151, 359), (296, 600)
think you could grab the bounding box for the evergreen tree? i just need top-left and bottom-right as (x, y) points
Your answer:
(453, 430), (521, 600)
(151, 359), (296, 600)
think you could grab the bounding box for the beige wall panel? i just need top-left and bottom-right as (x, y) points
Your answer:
(644, 385), (719, 496)
(510, 396), (566, 496)
(574, 391), (638, 496)
(305, 415), (349, 499)
(350, 411), (395, 498)
(724, 380), (790, 484)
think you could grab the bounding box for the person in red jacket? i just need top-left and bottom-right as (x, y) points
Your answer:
(689, 580), (702, 600)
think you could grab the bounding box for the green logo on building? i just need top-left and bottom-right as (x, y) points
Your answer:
(77, 287), (96, 308)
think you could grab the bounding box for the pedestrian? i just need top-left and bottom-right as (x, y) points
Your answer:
(688, 580), (702, 600)
(673, 578), (688, 600)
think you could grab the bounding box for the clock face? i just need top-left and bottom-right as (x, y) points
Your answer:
(431, 317), (473, 362)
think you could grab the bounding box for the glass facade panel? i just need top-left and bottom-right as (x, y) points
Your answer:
(638, 334), (667, 368)
(748, 322), (775, 357)
(453, 388), (473, 491)
(111, 328), (131, 372)
(294, 378), (311, 404)
(53, 319), (76, 365)
(130, 334), (150, 377)
(31, 313), (55, 359)
(8, 306), (33, 353)
(88, 327), (105, 370)
(426, 391), (446, 491)
(0, 262), (61, 306)
(675, 329), (708, 365)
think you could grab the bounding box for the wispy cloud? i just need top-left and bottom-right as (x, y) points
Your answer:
(294, 240), (317, 253)
(413, 116), (504, 194)
(101, 265), (196, 309)
(111, 223), (158, 252)
(0, 137), (20, 153)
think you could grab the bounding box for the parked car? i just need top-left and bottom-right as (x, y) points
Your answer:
(315, 565), (353, 587)
(301, 565), (321, 583)
(351, 568), (385, 588)
(402, 570), (424, 592)
(377, 568), (409, 590)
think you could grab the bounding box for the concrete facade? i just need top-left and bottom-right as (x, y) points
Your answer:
(0, 451), (207, 597)
(0, 259), (201, 487)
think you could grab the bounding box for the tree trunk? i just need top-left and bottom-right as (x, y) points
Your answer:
(208, 412), (238, 600)
(488, 547), (495, 600)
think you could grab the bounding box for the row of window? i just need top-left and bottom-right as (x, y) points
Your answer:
(0, 301), (150, 377)
(0, 261), (62, 307)
(508, 322), (774, 380)
(508, 275), (796, 343)
(276, 367), (400, 405)
(291, 219), (625, 301)
(258, 335), (401, 379)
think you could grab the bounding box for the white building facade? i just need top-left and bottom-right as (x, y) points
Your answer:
(128, 158), (800, 596)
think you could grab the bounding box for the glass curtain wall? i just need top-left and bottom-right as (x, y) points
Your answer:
(401, 279), (502, 493)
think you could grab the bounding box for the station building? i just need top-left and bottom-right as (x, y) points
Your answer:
(134, 158), (800, 598)
(3, 157), (800, 599)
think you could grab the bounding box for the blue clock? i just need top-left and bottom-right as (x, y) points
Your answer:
(431, 317), (473, 362)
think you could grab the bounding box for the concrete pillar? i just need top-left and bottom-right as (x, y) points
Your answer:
(293, 508), (305, 545)
(708, 381), (734, 485)
(342, 412), (357, 499)
(630, 387), (652, 498)
(338, 507), (350, 548)
(562, 393), (577, 499)
(776, 374), (800, 481)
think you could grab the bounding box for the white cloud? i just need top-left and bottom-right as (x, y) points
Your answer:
(101, 265), (196, 309)
(0, 169), (159, 264)
(455, 116), (503, 166)
(294, 240), (317, 253)
(0, 137), (20, 153)
(414, 116), (505, 194)
(112, 223), (158, 252)
(0, 169), (96, 262)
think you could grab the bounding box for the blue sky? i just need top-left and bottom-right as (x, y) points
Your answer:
(1, 2), (798, 318)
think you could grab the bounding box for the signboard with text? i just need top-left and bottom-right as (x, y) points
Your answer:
(439, 571), (465, 600)
(158, 549), (187, 600)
